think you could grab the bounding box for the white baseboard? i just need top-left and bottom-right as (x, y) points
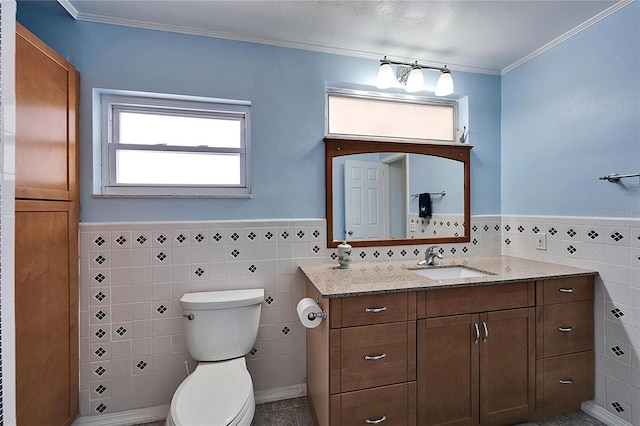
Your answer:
(254, 383), (307, 404)
(582, 400), (633, 426)
(67, 392), (631, 426)
(72, 404), (170, 426)
(71, 384), (307, 426)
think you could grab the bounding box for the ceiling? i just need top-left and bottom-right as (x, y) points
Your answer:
(57, 0), (626, 75)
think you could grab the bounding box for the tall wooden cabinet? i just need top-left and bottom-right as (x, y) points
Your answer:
(15, 23), (79, 426)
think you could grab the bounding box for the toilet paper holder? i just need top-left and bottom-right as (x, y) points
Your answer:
(307, 310), (327, 321)
(308, 298), (327, 321)
(297, 297), (328, 327)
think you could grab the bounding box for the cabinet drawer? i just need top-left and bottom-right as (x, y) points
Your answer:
(333, 382), (416, 426)
(536, 352), (594, 412)
(536, 301), (593, 358)
(334, 292), (412, 328)
(538, 276), (593, 305)
(424, 282), (533, 318)
(337, 322), (415, 393)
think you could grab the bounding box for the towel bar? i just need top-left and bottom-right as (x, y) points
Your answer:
(598, 173), (640, 183)
(411, 191), (445, 198)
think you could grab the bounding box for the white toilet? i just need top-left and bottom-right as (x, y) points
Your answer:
(166, 289), (264, 426)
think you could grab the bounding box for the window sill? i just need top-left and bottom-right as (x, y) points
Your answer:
(93, 193), (252, 199)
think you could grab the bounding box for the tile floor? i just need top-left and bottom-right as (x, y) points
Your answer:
(136, 397), (606, 425)
(251, 397), (314, 426)
(532, 411), (607, 426)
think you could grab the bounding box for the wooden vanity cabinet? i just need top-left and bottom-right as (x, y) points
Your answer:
(417, 283), (536, 426)
(535, 276), (594, 416)
(306, 282), (417, 426)
(305, 274), (596, 426)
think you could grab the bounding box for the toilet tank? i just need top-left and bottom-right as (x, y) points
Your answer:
(180, 289), (264, 361)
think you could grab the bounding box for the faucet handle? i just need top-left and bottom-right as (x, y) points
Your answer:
(427, 245), (440, 254)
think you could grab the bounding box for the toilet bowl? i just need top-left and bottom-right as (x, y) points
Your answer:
(167, 359), (255, 426)
(166, 289), (264, 426)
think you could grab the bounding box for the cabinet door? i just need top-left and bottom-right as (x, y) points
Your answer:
(479, 308), (534, 426)
(16, 23), (78, 201)
(417, 315), (478, 426)
(16, 200), (79, 426)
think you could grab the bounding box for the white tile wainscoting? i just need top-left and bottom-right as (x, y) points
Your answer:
(407, 213), (466, 239)
(78, 216), (502, 419)
(80, 219), (327, 416)
(77, 215), (639, 426)
(501, 215), (640, 426)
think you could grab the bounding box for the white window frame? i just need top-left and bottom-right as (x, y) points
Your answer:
(96, 90), (251, 198)
(325, 88), (457, 143)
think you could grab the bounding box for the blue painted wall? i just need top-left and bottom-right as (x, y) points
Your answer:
(18, 0), (501, 223)
(407, 155), (464, 215)
(501, 2), (639, 217)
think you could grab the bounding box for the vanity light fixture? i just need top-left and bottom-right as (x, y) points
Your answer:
(376, 56), (454, 96)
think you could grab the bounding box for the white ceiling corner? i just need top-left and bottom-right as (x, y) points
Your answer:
(57, 0), (629, 75)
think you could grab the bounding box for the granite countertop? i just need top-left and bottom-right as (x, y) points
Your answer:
(299, 255), (597, 298)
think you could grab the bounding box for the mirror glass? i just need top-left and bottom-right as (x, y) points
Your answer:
(326, 138), (471, 248)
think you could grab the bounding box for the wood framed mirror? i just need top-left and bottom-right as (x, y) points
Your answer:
(326, 137), (472, 248)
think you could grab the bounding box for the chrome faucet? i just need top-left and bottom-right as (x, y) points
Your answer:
(417, 245), (443, 266)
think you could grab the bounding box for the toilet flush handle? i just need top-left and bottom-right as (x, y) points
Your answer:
(183, 314), (195, 320)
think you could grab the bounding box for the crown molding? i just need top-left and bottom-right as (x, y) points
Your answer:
(58, 0), (632, 77)
(502, 0), (635, 75)
(56, 0), (79, 19)
(55, 0), (501, 76)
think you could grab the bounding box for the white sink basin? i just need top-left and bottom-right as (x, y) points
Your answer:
(411, 266), (491, 280)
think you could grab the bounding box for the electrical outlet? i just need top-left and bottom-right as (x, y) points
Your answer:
(409, 223), (416, 232)
(536, 233), (547, 251)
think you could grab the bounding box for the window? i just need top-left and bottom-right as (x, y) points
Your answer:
(326, 90), (456, 142)
(97, 91), (251, 197)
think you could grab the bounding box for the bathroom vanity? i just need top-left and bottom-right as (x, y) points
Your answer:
(300, 256), (596, 426)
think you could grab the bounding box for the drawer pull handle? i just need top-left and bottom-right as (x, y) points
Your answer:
(365, 307), (387, 313)
(364, 353), (386, 361)
(559, 288), (575, 293)
(474, 323), (480, 345)
(559, 379), (574, 385)
(482, 321), (489, 343)
(365, 416), (387, 424)
(558, 326), (574, 332)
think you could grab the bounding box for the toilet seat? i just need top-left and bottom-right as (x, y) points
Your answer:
(168, 358), (254, 426)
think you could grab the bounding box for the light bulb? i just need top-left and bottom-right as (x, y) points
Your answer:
(405, 67), (423, 92)
(376, 62), (395, 89)
(435, 70), (454, 96)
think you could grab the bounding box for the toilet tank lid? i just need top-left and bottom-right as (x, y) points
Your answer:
(180, 289), (264, 310)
